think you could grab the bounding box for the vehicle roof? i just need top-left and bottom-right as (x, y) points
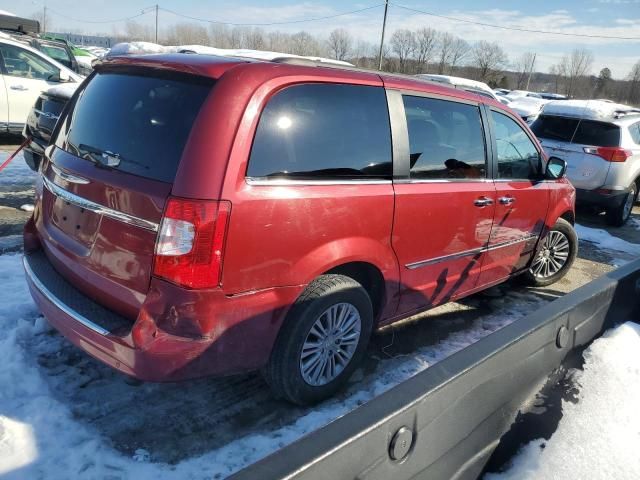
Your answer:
(0, 34), (83, 81)
(540, 99), (640, 125)
(100, 53), (502, 107)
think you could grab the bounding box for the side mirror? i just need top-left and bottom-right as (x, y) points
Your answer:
(59, 70), (71, 82)
(545, 156), (567, 179)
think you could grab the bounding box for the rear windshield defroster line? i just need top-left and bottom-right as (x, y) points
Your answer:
(62, 70), (214, 183)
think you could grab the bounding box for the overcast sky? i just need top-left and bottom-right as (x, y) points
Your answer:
(3, 1), (640, 78)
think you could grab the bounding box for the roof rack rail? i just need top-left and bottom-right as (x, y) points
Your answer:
(613, 108), (640, 119)
(0, 14), (40, 34)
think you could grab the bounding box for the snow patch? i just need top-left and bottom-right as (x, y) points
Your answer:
(575, 223), (640, 257)
(541, 99), (640, 121)
(486, 322), (640, 480)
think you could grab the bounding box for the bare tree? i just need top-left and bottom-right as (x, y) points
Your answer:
(627, 60), (640, 105)
(290, 31), (322, 56)
(449, 37), (470, 73)
(243, 27), (266, 50)
(471, 40), (507, 82)
(327, 29), (352, 61)
(414, 27), (437, 73)
(166, 23), (209, 46)
(266, 31), (289, 52)
(352, 40), (376, 67)
(122, 21), (154, 42)
(390, 29), (416, 73)
(436, 32), (454, 74)
(514, 52), (537, 89)
(209, 24), (231, 48)
(565, 48), (594, 97)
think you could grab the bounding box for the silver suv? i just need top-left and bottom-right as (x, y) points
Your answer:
(531, 100), (640, 226)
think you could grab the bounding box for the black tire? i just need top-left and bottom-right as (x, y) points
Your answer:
(606, 182), (637, 227)
(263, 274), (373, 405)
(522, 218), (578, 287)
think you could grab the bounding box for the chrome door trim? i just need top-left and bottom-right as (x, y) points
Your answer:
(245, 178), (392, 186)
(406, 246), (484, 270)
(42, 176), (159, 232)
(51, 165), (90, 184)
(23, 256), (111, 336)
(405, 234), (539, 270)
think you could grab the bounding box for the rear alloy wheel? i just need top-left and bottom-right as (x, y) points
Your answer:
(606, 182), (637, 227)
(522, 218), (577, 287)
(263, 274), (373, 405)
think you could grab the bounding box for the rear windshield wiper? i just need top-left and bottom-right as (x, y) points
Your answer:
(77, 144), (149, 172)
(78, 143), (122, 168)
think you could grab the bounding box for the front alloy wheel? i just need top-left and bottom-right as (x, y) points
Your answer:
(522, 218), (577, 287)
(530, 230), (571, 279)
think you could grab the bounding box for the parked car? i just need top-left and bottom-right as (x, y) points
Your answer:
(505, 90), (542, 101)
(0, 13), (88, 75)
(0, 34), (82, 133)
(508, 96), (550, 124)
(23, 54), (577, 405)
(531, 100), (640, 226)
(22, 82), (79, 171)
(538, 93), (568, 101)
(415, 74), (508, 103)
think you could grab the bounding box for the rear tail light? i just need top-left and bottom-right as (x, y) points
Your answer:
(153, 197), (231, 289)
(583, 146), (632, 162)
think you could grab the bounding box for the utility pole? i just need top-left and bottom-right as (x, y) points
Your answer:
(377, 0), (389, 71)
(155, 4), (159, 43)
(526, 52), (537, 91)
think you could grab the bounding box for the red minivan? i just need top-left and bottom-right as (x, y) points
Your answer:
(23, 54), (577, 404)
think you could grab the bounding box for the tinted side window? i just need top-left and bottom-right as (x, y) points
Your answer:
(0, 44), (58, 80)
(531, 115), (579, 142)
(491, 111), (541, 181)
(248, 84), (391, 179)
(403, 96), (486, 180)
(630, 123), (640, 145)
(572, 120), (620, 147)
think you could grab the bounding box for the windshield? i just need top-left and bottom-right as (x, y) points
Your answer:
(62, 71), (214, 183)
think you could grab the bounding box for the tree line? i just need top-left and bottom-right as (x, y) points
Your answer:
(77, 18), (640, 105)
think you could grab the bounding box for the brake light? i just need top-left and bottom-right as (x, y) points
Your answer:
(153, 197), (231, 289)
(583, 146), (632, 162)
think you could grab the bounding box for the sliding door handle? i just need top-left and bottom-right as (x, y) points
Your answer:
(499, 196), (515, 205)
(474, 197), (494, 207)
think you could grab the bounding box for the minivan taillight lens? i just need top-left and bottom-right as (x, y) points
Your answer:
(153, 197), (231, 289)
(583, 146), (632, 162)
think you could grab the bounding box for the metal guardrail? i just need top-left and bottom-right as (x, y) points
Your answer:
(232, 259), (640, 480)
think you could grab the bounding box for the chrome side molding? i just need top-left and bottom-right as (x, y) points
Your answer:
(51, 165), (90, 185)
(406, 234), (539, 270)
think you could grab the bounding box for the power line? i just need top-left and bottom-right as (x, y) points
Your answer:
(391, 3), (640, 40)
(46, 7), (154, 24)
(158, 4), (384, 27)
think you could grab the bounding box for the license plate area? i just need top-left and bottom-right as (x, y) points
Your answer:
(50, 196), (101, 248)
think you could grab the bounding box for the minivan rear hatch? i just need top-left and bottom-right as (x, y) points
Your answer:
(532, 114), (621, 190)
(37, 68), (215, 319)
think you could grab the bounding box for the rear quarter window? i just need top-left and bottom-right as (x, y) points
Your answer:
(61, 71), (214, 183)
(247, 84), (392, 180)
(530, 115), (579, 142)
(572, 120), (620, 147)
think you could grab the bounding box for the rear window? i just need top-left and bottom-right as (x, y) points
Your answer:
(531, 115), (620, 147)
(247, 84), (392, 180)
(62, 71), (213, 183)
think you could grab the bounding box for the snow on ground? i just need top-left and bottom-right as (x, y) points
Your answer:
(0, 154), (35, 187)
(0, 250), (537, 479)
(576, 223), (640, 257)
(486, 322), (640, 480)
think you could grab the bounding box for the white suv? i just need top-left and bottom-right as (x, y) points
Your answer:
(0, 34), (82, 133)
(531, 100), (640, 226)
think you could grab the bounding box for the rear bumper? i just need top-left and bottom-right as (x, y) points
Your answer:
(24, 250), (302, 381)
(575, 187), (629, 209)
